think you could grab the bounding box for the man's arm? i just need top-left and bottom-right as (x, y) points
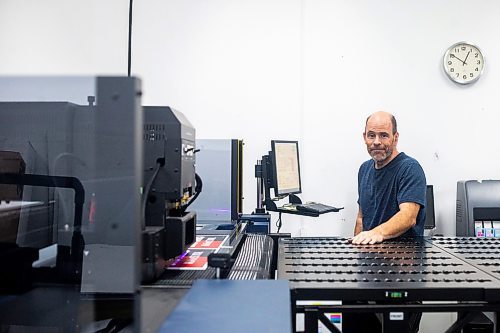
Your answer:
(351, 202), (420, 244)
(354, 206), (363, 236)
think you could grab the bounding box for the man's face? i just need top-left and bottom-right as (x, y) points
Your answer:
(363, 117), (398, 165)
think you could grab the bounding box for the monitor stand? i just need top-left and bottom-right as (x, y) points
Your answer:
(264, 193), (302, 212)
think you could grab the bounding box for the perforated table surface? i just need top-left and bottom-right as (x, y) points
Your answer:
(277, 237), (500, 302)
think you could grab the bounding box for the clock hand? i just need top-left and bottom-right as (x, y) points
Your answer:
(463, 51), (471, 66)
(452, 54), (466, 65)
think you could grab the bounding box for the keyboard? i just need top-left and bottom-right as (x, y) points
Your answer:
(295, 202), (342, 214)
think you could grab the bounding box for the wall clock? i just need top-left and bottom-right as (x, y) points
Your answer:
(443, 42), (484, 84)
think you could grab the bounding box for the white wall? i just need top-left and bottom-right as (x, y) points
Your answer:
(300, 0), (500, 238)
(2, 0), (500, 238)
(0, 0), (128, 75)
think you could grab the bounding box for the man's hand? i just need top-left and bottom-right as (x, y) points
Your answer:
(350, 229), (384, 245)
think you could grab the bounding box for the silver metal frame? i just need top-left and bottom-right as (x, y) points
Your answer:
(443, 41), (485, 85)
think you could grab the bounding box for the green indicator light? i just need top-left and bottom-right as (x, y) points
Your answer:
(390, 292), (402, 298)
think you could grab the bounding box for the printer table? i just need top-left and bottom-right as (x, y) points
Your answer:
(278, 236), (500, 333)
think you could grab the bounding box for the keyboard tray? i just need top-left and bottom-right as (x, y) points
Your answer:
(295, 202), (342, 214)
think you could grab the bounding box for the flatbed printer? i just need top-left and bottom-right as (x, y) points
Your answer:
(278, 236), (500, 333)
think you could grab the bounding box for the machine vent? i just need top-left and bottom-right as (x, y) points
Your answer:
(143, 123), (165, 141)
(456, 200), (462, 222)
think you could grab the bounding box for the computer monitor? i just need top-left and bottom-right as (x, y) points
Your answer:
(424, 185), (436, 230)
(270, 140), (302, 197)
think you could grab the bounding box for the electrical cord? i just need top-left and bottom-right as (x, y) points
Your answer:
(276, 212), (282, 233)
(181, 173), (203, 212)
(127, 0), (133, 76)
(94, 318), (132, 333)
(142, 166), (201, 225)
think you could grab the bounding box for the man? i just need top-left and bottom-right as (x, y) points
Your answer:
(343, 111), (426, 333)
(352, 111), (426, 245)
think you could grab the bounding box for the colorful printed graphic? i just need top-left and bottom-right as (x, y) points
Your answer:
(190, 235), (227, 250)
(329, 313), (342, 324)
(167, 235), (229, 270)
(168, 250), (211, 270)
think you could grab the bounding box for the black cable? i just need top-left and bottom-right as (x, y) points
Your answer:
(141, 163), (161, 229)
(94, 319), (132, 333)
(127, 0), (133, 76)
(276, 212), (282, 233)
(182, 173), (203, 212)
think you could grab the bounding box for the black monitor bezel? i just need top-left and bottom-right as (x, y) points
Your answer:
(424, 185), (436, 229)
(270, 140), (302, 197)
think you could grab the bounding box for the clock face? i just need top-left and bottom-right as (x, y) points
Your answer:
(443, 42), (484, 84)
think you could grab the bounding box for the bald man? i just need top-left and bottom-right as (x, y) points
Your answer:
(351, 111), (426, 245)
(343, 112), (426, 333)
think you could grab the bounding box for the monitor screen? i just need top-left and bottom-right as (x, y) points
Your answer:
(271, 140), (301, 196)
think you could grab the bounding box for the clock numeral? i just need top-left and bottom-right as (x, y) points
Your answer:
(456, 73), (459, 78)
(448, 61), (452, 65)
(475, 53), (479, 58)
(463, 75), (467, 80)
(461, 46), (466, 51)
(477, 60), (481, 65)
(475, 67), (479, 71)
(450, 68), (454, 72)
(470, 73), (474, 78)
(455, 48), (460, 53)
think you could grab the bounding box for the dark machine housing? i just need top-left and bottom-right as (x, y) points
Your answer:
(142, 106), (197, 281)
(143, 106), (196, 202)
(0, 101), (198, 290)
